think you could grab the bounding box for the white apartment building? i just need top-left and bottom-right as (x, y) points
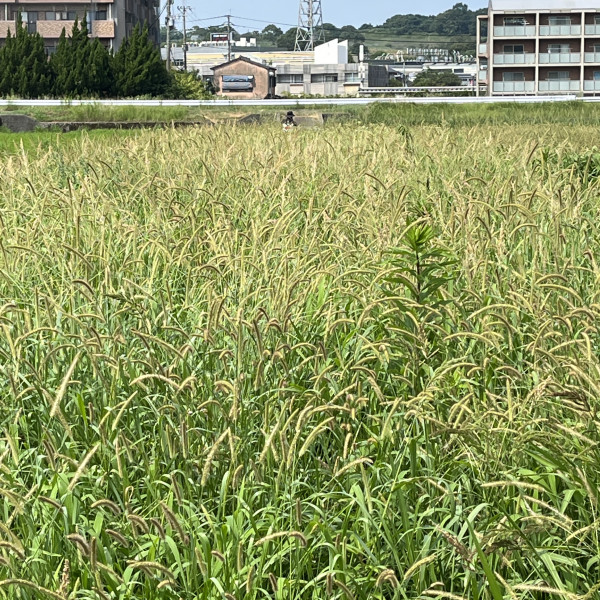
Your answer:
(477, 0), (600, 95)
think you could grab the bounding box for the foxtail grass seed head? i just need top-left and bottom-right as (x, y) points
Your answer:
(246, 565), (254, 593)
(0, 541), (25, 560)
(105, 529), (130, 548)
(160, 502), (190, 545)
(211, 550), (226, 562)
(149, 518), (166, 540)
(195, 547), (208, 577)
(334, 579), (355, 600)
(66, 533), (90, 556)
(375, 569), (399, 589)
(91, 499), (121, 514)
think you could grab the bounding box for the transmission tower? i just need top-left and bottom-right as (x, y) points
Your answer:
(294, 0), (324, 51)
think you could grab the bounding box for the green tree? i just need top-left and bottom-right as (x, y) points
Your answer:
(0, 16), (52, 98)
(51, 28), (73, 95)
(160, 26), (183, 44)
(167, 70), (211, 99)
(261, 24), (283, 44)
(349, 41), (368, 57)
(413, 69), (462, 86)
(276, 28), (297, 50)
(50, 17), (109, 97)
(87, 38), (114, 96)
(434, 3), (472, 35)
(114, 23), (170, 97)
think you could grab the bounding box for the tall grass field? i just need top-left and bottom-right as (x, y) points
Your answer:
(0, 116), (599, 600)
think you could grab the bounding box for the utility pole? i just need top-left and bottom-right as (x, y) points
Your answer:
(178, 4), (188, 70)
(226, 14), (231, 61)
(165, 0), (173, 71)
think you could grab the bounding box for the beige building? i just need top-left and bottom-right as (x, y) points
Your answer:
(211, 56), (276, 99)
(0, 0), (159, 52)
(477, 0), (600, 95)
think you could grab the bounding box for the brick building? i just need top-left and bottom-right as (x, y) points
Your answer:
(0, 0), (159, 52)
(477, 0), (600, 95)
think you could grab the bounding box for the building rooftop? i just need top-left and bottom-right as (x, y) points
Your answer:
(211, 55), (275, 72)
(490, 0), (600, 9)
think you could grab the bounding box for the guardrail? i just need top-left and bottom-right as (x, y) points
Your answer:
(0, 95), (586, 107)
(358, 86), (484, 94)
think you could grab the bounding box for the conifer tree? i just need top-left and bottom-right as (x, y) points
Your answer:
(0, 16), (51, 98)
(51, 24), (77, 96)
(87, 38), (114, 97)
(113, 23), (169, 97)
(50, 16), (113, 97)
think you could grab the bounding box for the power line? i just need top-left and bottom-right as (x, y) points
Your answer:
(184, 14), (229, 23)
(229, 15), (297, 28)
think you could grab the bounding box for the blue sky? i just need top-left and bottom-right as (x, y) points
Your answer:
(182, 1), (486, 31)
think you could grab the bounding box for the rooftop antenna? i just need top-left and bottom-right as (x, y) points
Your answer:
(294, 0), (324, 51)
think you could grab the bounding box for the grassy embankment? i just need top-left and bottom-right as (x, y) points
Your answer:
(0, 112), (600, 599)
(3, 100), (600, 127)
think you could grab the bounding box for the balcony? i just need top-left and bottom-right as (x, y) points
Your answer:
(539, 25), (581, 36)
(539, 80), (581, 91)
(493, 53), (535, 64)
(493, 81), (535, 92)
(585, 25), (600, 35)
(0, 21), (15, 37)
(539, 52), (581, 64)
(584, 52), (600, 63)
(478, 43), (488, 55)
(584, 81), (600, 91)
(35, 19), (115, 38)
(493, 25), (536, 37)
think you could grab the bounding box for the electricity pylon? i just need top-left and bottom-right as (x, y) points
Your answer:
(294, 0), (324, 51)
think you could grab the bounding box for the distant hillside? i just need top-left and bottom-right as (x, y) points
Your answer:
(163, 3), (486, 55)
(368, 3), (486, 37)
(360, 3), (486, 56)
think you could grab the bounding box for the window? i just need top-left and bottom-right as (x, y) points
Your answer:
(594, 71), (600, 80)
(278, 74), (303, 84)
(503, 44), (524, 54)
(547, 71), (570, 80)
(45, 11), (56, 20)
(502, 72), (525, 81)
(221, 74), (254, 91)
(310, 74), (338, 83)
(593, 44), (600, 52)
(504, 17), (527, 26)
(344, 72), (361, 82)
(595, 15), (600, 24)
(95, 10), (107, 20)
(548, 16), (571, 26)
(548, 43), (570, 53)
